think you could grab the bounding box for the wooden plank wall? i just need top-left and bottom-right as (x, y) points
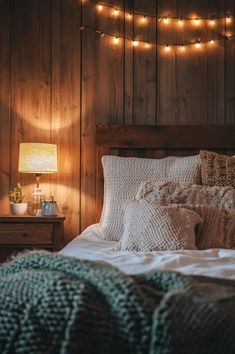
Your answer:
(0, 0), (235, 240)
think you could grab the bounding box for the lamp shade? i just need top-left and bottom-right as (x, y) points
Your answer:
(18, 143), (57, 174)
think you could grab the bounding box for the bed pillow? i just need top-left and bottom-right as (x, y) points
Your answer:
(136, 181), (235, 213)
(115, 200), (202, 251)
(101, 155), (201, 241)
(175, 204), (235, 250)
(200, 150), (235, 188)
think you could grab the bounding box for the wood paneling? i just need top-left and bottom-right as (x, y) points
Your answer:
(0, 0), (10, 214)
(0, 0), (235, 238)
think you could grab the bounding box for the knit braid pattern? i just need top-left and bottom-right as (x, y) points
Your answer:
(0, 251), (235, 354)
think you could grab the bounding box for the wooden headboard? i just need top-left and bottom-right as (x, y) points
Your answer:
(94, 125), (235, 222)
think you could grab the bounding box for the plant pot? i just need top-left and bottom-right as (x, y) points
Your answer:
(10, 203), (28, 216)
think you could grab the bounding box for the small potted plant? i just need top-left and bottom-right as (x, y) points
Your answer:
(9, 183), (28, 215)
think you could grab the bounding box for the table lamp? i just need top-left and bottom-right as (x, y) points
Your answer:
(18, 143), (57, 215)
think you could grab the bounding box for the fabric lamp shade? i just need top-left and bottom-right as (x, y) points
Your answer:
(18, 143), (57, 174)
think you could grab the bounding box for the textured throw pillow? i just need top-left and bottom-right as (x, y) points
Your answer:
(101, 155), (201, 241)
(136, 181), (235, 213)
(175, 204), (235, 250)
(200, 150), (235, 188)
(115, 200), (202, 252)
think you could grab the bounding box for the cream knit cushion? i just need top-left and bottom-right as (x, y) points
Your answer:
(175, 204), (235, 250)
(101, 155), (201, 241)
(136, 181), (235, 213)
(115, 200), (202, 251)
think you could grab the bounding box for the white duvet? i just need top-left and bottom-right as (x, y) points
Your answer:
(60, 224), (235, 280)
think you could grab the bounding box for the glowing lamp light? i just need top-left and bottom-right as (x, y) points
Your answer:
(126, 13), (132, 20)
(179, 45), (185, 52)
(195, 40), (201, 48)
(165, 45), (171, 52)
(97, 4), (103, 12)
(209, 39), (215, 45)
(145, 43), (151, 49)
(113, 36), (119, 45)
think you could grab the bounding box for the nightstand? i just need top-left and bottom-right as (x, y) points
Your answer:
(0, 215), (65, 263)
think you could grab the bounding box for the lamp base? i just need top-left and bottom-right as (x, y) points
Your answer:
(28, 187), (44, 216)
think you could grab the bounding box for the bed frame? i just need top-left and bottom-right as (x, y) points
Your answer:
(94, 125), (235, 222)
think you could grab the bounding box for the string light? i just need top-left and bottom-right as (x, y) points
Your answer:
(140, 15), (147, 24)
(113, 36), (119, 45)
(178, 19), (184, 26)
(163, 16), (170, 25)
(132, 40), (139, 47)
(113, 8), (119, 17)
(179, 44), (186, 52)
(97, 4), (103, 12)
(126, 13), (132, 21)
(209, 39), (214, 45)
(226, 14), (232, 23)
(195, 40), (201, 48)
(145, 42), (151, 49)
(194, 18), (201, 26)
(209, 18), (216, 26)
(165, 45), (171, 52)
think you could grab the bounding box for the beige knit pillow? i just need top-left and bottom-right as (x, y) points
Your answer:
(200, 150), (235, 188)
(136, 181), (235, 213)
(115, 200), (202, 252)
(175, 204), (235, 250)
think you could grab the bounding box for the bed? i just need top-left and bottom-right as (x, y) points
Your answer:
(1, 125), (235, 354)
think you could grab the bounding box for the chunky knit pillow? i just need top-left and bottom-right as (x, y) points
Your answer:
(200, 150), (235, 187)
(115, 200), (202, 251)
(101, 155), (201, 241)
(136, 181), (235, 213)
(175, 204), (235, 250)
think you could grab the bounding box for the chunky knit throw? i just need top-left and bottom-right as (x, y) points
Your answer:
(0, 251), (235, 354)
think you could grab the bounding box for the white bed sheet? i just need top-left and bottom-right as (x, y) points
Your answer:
(60, 224), (235, 280)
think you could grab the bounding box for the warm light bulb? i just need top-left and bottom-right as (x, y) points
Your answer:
(140, 15), (147, 24)
(194, 18), (201, 26)
(126, 13), (132, 21)
(132, 40), (139, 47)
(195, 41), (201, 48)
(178, 19), (184, 26)
(145, 43), (151, 49)
(226, 15), (232, 24)
(97, 4), (103, 12)
(209, 18), (216, 26)
(113, 9), (119, 17)
(165, 45), (171, 52)
(163, 16), (169, 25)
(113, 36), (119, 45)
(179, 45), (185, 52)
(209, 39), (214, 45)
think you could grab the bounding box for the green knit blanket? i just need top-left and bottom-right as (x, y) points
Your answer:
(0, 252), (235, 354)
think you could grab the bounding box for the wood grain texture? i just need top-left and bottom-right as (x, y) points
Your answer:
(96, 125), (235, 148)
(0, 0), (10, 214)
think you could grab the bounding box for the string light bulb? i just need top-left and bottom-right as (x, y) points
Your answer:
(140, 15), (147, 24)
(178, 18), (184, 26)
(165, 45), (171, 52)
(226, 14), (232, 23)
(194, 18), (201, 26)
(209, 39), (214, 45)
(145, 42), (151, 49)
(113, 36), (119, 45)
(179, 44), (185, 52)
(97, 4), (103, 12)
(209, 18), (216, 26)
(195, 40), (201, 48)
(113, 8), (119, 17)
(132, 40), (139, 47)
(126, 13), (132, 20)
(163, 16), (170, 25)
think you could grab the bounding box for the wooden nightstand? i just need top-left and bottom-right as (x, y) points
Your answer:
(0, 215), (65, 263)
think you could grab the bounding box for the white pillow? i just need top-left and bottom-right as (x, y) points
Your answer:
(115, 200), (202, 251)
(101, 155), (201, 241)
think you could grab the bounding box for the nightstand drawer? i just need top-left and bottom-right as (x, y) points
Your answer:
(0, 223), (53, 245)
